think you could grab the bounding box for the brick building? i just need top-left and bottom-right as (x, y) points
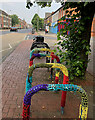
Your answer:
(44, 5), (95, 36)
(0, 9), (12, 29)
(44, 13), (51, 24)
(15, 18), (28, 29)
(44, 5), (65, 33)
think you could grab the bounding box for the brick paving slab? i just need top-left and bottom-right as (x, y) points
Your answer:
(2, 39), (33, 118)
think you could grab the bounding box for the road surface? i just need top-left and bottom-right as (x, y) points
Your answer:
(0, 29), (32, 62)
(0, 28), (32, 35)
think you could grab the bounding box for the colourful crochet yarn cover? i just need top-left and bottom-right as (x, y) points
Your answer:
(29, 48), (60, 66)
(22, 103), (30, 120)
(22, 84), (88, 119)
(29, 48), (61, 82)
(29, 50), (61, 82)
(47, 63), (68, 76)
(29, 48), (61, 81)
(29, 53), (60, 66)
(28, 63), (68, 78)
(26, 49), (68, 110)
(26, 63), (69, 109)
(29, 52), (61, 81)
(30, 48), (53, 58)
(27, 63), (68, 92)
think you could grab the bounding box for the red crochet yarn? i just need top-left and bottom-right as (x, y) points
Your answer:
(22, 103), (30, 120)
(29, 60), (33, 67)
(51, 52), (60, 63)
(63, 75), (69, 84)
(61, 75), (69, 107)
(55, 76), (59, 84)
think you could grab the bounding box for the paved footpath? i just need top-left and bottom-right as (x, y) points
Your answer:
(1, 32), (94, 119)
(2, 38), (32, 118)
(1, 38), (80, 119)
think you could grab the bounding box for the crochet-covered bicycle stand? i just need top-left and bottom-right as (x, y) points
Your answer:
(30, 48), (51, 66)
(26, 63), (69, 114)
(22, 84), (88, 120)
(29, 48), (60, 80)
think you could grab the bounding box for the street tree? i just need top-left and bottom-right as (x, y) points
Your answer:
(31, 14), (44, 31)
(10, 14), (19, 26)
(31, 14), (39, 30)
(56, 2), (95, 80)
(27, 1), (95, 80)
(39, 18), (44, 30)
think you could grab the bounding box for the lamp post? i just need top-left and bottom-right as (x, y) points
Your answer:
(37, 4), (39, 32)
(26, 0), (39, 31)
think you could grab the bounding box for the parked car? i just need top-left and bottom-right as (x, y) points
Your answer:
(10, 27), (18, 32)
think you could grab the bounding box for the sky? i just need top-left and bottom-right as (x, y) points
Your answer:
(0, 1), (61, 24)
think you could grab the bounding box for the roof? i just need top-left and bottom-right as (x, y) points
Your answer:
(45, 13), (51, 19)
(0, 9), (11, 17)
(44, 5), (64, 20)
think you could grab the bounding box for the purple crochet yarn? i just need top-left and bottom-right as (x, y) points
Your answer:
(33, 53), (41, 57)
(24, 84), (48, 105)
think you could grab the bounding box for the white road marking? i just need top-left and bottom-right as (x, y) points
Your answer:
(0, 43), (12, 52)
(25, 36), (27, 40)
(8, 44), (12, 49)
(1, 40), (24, 53)
(25, 35), (30, 40)
(27, 35), (30, 40)
(1, 34), (30, 53)
(24, 35), (27, 40)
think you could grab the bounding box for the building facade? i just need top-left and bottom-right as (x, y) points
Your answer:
(45, 6), (94, 37)
(44, 13), (51, 25)
(15, 18), (28, 29)
(44, 6), (64, 34)
(0, 9), (12, 29)
(0, 9), (28, 29)
(50, 11), (59, 34)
